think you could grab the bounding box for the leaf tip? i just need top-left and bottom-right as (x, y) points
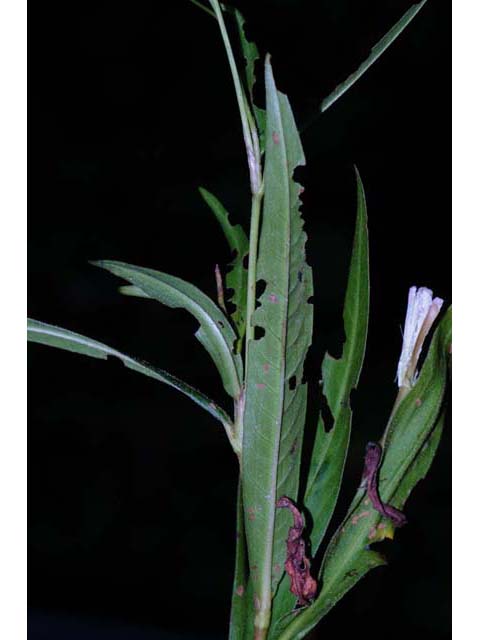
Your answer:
(89, 259), (106, 269)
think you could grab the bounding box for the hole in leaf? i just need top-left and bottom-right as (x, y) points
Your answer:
(326, 326), (346, 360)
(298, 271), (303, 283)
(307, 295), (314, 305)
(217, 320), (225, 329)
(319, 391), (334, 433)
(254, 325), (265, 340)
(288, 375), (297, 390)
(292, 165), (306, 187)
(256, 279), (267, 307)
(225, 288), (237, 316)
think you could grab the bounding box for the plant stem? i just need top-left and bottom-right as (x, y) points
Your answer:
(245, 190), (263, 345)
(254, 628), (268, 640)
(209, 0), (261, 194)
(208, 0), (264, 348)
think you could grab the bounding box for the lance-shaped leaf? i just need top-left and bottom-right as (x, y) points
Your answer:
(27, 318), (232, 430)
(199, 187), (249, 340)
(276, 307), (451, 640)
(319, 1), (428, 113)
(303, 169), (369, 557)
(232, 8), (266, 150)
(268, 170), (369, 639)
(209, 0), (262, 194)
(241, 58), (313, 633)
(92, 260), (243, 399)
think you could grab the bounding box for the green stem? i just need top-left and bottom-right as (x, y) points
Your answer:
(209, 0), (261, 194)
(245, 191), (263, 345)
(228, 478), (248, 638)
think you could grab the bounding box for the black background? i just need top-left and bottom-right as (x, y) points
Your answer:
(28, 1), (451, 638)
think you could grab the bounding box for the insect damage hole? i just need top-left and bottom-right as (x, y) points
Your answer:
(288, 375), (297, 390)
(319, 391), (334, 433)
(255, 279), (267, 308)
(254, 326), (265, 340)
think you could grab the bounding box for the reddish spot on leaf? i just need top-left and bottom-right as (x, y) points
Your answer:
(352, 511), (369, 525)
(256, 383), (266, 390)
(274, 563), (282, 574)
(269, 293), (278, 303)
(236, 585), (245, 597)
(262, 363), (270, 374)
(272, 131), (280, 144)
(368, 526), (378, 540)
(247, 507), (256, 521)
(415, 397), (422, 407)
(276, 496), (317, 606)
(378, 522), (387, 530)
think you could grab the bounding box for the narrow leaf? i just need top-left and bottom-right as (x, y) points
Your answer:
(209, 0), (262, 194)
(93, 260), (243, 399)
(321, 1), (428, 113)
(277, 307), (451, 640)
(27, 318), (232, 429)
(304, 168), (369, 556)
(232, 8), (266, 147)
(199, 187), (249, 339)
(242, 57), (313, 630)
(233, 8), (259, 102)
(118, 285), (150, 298)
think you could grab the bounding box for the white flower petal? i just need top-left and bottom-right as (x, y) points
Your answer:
(397, 286), (443, 388)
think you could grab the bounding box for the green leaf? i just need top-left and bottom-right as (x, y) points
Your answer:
(277, 307), (451, 640)
(27, 318), (232, 429)
(303, 168), (369, 557)
(92, 260), (243, 399)
(233, 8), (259, 103)
(209, 0), (262, 194)
(199, 187), (249, 340)
(241, 57), (313, 632)
(118, 285), (151, 298)
(389, 407), (446, 512)
(320, 1), (428, 113)
(232, 8), (266, 148)
(268, 168), (369, 639)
